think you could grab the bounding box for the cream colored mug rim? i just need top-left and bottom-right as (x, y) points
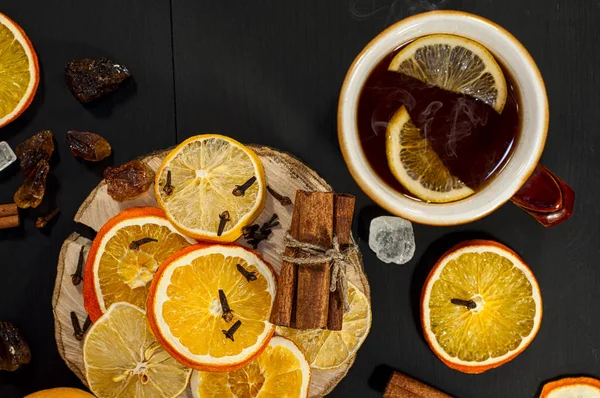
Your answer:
(337, 10), (549, 225)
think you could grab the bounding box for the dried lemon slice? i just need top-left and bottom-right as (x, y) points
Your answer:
(276, 282), (371, 370)
(389, 34), (507, 113)
(83, 303), (191, 398)
(155, 134), (266, 243)
(386, 106), (474, 203)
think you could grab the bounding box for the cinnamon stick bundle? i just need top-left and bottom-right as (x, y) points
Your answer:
(384, 371), (451, 398)
(270, 191), (355, 331)
(0, 203), (19, 230)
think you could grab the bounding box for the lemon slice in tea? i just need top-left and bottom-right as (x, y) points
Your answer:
(385, 105), (474, 203)
(389, 34), (507, 113)
(421, 240), (542, 374)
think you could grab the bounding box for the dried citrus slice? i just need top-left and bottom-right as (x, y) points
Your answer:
(389, 34), (507, 113)
(0, 12), (39, 128)
(276, 282), (371, 370)
(190, 336), (310, 398)
(25, 388), (94, 398)
(83, 303), (191, 398)
(147, 244), (277, 371)
(540, 377), (600, 398)
(421, 240), (542, 374)
(83, 207), (195, 321)
(386, 105), (474, 203)
(155, 134), (266, 243)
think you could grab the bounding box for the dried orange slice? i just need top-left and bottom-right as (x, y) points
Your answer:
(83, 303), (191, 398)
(0, 12), (39, 128)
(155, 134), (266, 243)
(83, 207), (195, 321)
(421, 240), (542, 374)
(276, 282), (371, 370)
(190, 337), (310, 398)
(24, 388), (94, 398)
(540, 377), (600, 398)
(147, 244), (277, 371)
(389, 34), (507, 113)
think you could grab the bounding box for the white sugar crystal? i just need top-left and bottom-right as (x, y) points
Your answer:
(0, 142), (16, 172)
(368, 216), (415, 264)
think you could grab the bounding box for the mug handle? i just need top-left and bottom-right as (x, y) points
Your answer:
(510, 164), (575, 227)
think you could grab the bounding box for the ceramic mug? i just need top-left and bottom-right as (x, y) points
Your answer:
(338, 10), (574, 227)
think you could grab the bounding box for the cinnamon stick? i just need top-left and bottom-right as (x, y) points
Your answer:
(384, 371), (451, 398)
(327, 194), (355, 331)
(0, 203), (18, 218)
(270, 191), (356, 331)
(0, 215), (20, 230)
(270, 191), (303, 327)
(294, 191), (334, 329)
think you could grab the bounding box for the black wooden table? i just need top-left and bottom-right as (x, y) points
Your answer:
(0, 1), (597, 397)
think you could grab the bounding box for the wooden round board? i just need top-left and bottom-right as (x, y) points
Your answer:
(52, 145), (370, 397)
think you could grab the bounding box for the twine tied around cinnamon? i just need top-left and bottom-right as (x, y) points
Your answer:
(282, 232), (356, 312)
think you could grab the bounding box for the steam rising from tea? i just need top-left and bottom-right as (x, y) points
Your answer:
(357, 47), (519, 200)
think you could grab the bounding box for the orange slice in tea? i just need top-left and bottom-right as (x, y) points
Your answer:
(540, 377), (600, 398)
(190, 337), (311, 398)
(0, 12), (39, 128)
(421, 240), (542, 374)
(147, 244), (277, 371)
(389, 34), (507, 113)
(386, 105), (474, 203)
(83, 207), (195, 322)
